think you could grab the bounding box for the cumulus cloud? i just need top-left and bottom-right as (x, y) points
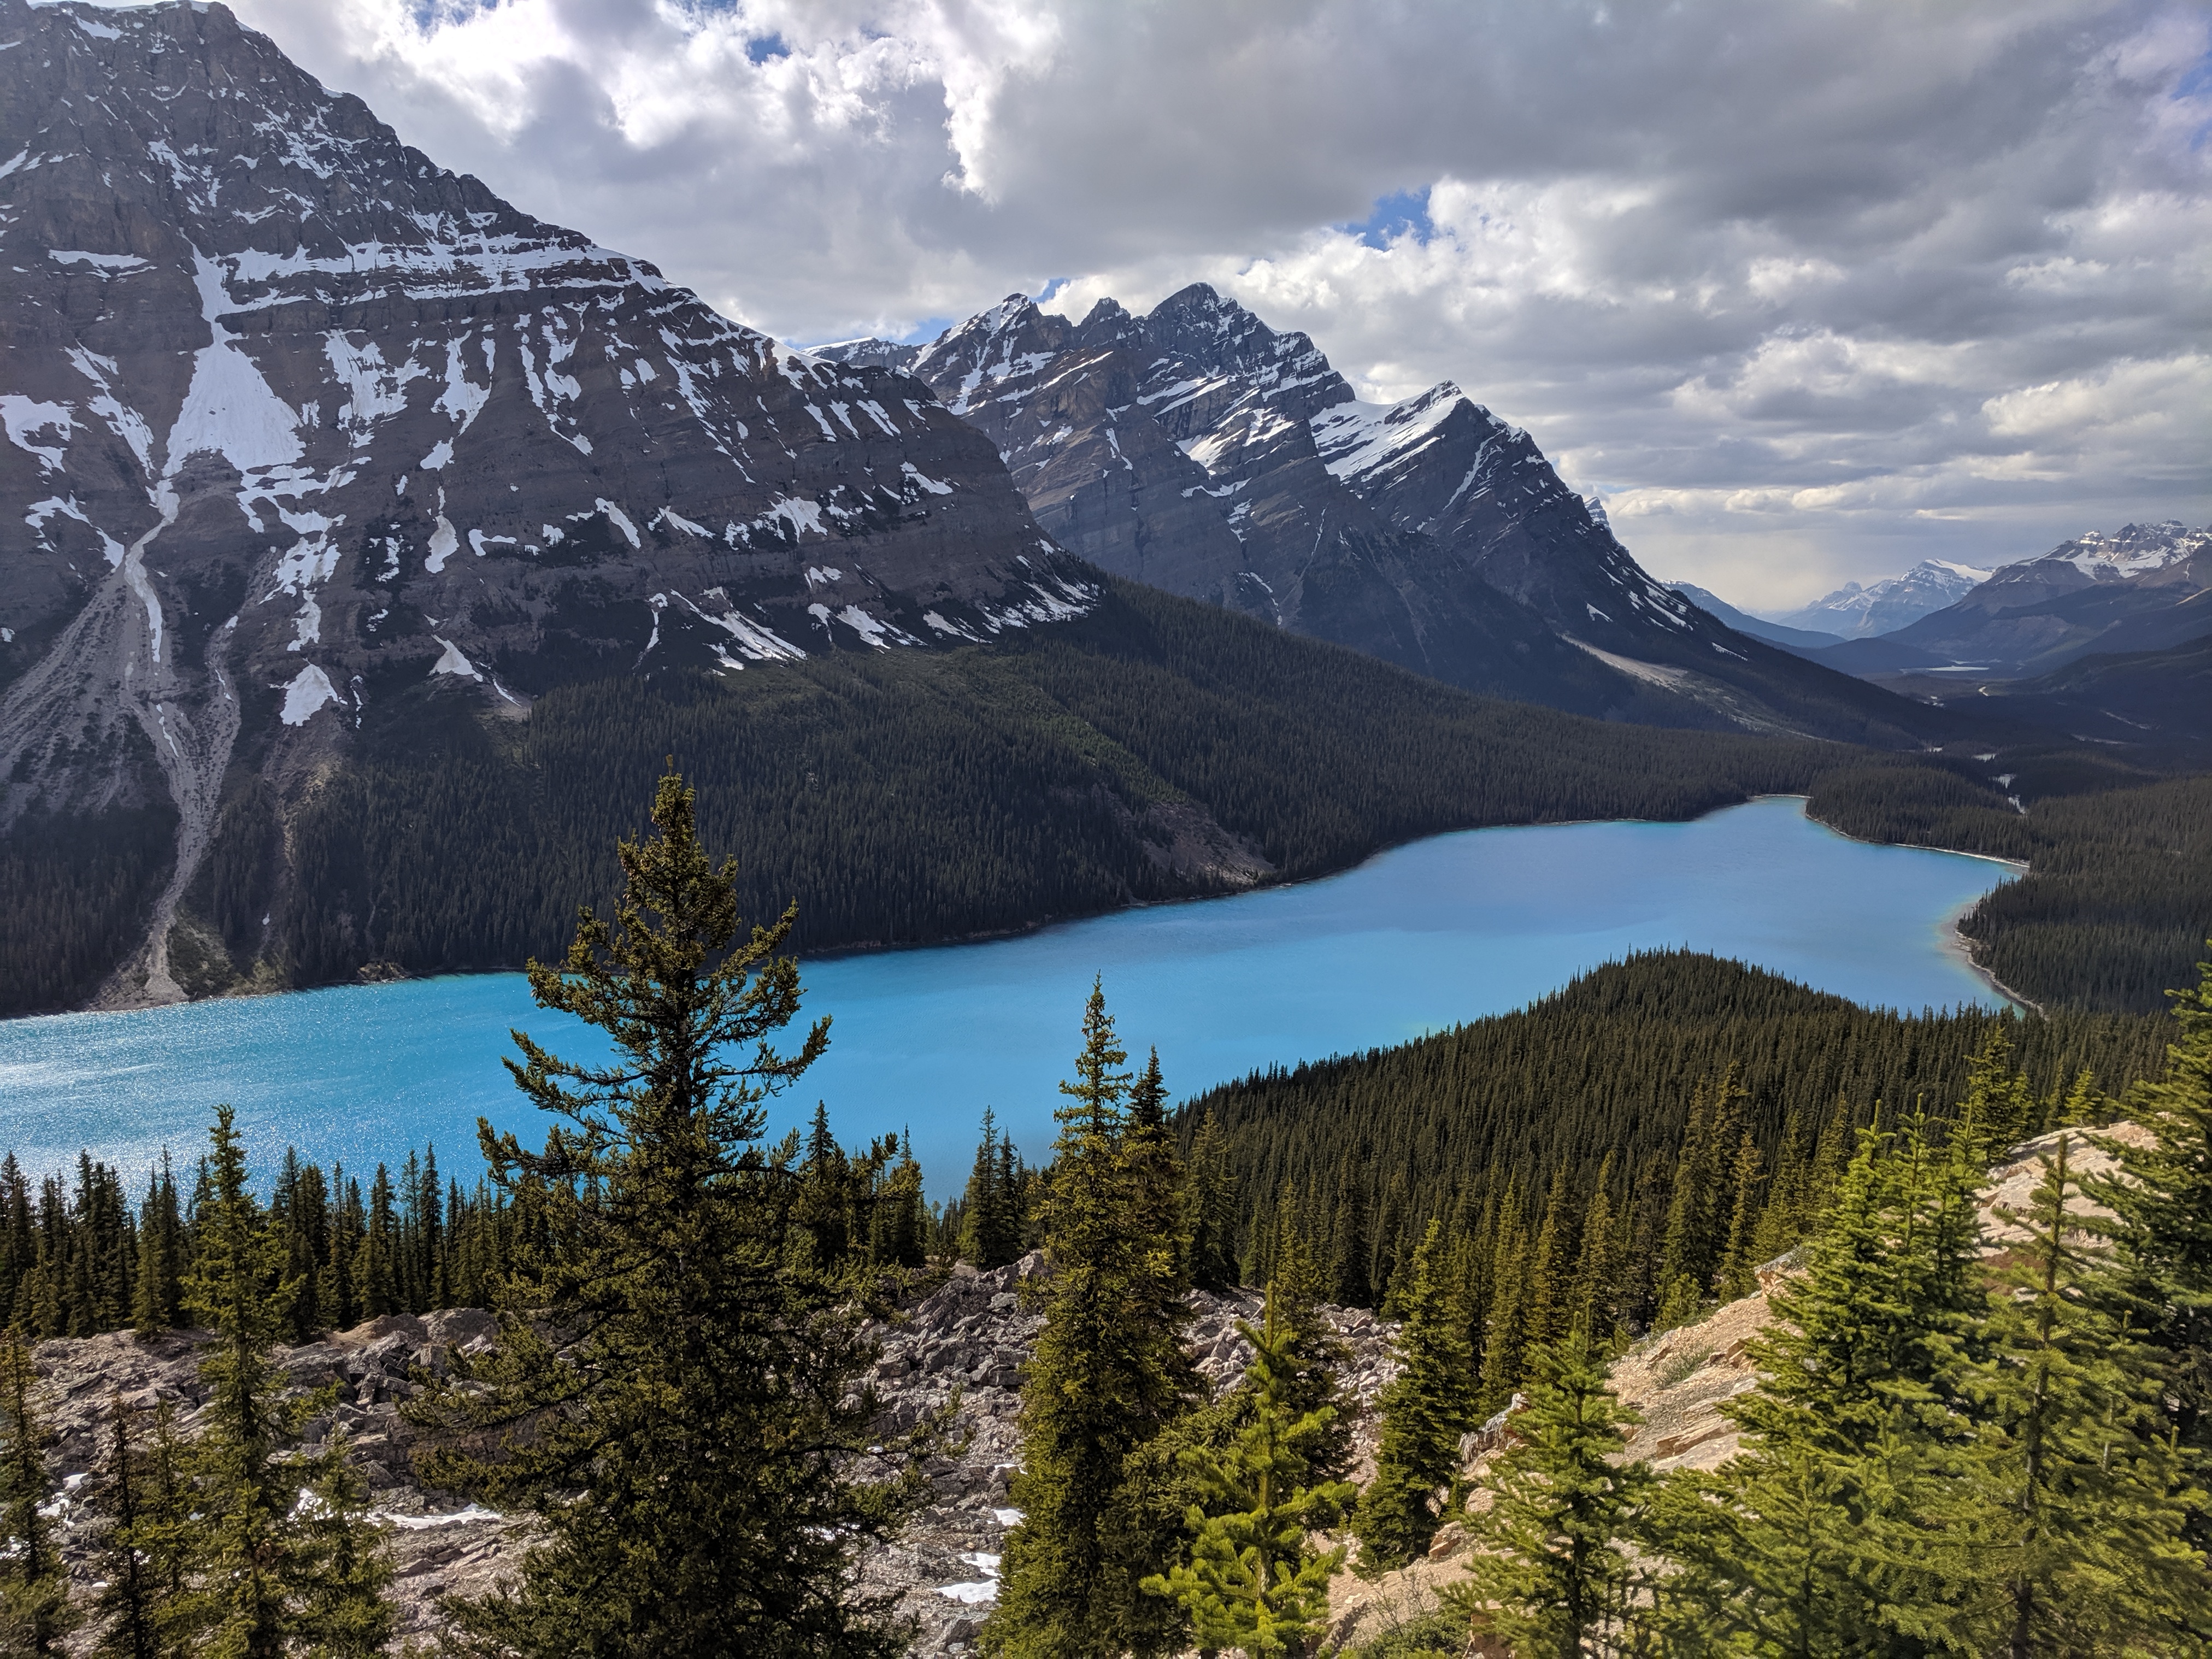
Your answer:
(218, 0), (2211, 605)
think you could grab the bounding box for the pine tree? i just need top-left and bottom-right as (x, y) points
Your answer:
(1568, 1155), (1621, 1337)
(961, 1109), (1021, 1269)
(1141, 1298), (1355, 1657)
(1266, 1207), (1352, 1482)
(0, 1331), (74, 1655)
(1962, 1131), (2210, 1655)
(1329, 1168), (1373, 1309)
(1654, 1066), (1748, 1329)
(176, 1107), (394, 1657)
(131, 1159), (183, 1336)
(1126, 1049), (1192, 1296)
(413, 766), (926, 1656)
(89, 1391), (160, 1659)
(1714, 1131), (1765, 1302)
(1184, 1106), (1238, 1293)
(2090, 943), (2212, 1554)
(1449, 1327), (1652, 1659)
(353, 1164), (397, 1319)
(1958, 1020), (2036, 1154)
(1652, 1109), (1990, 1655)
(870, 1134), (927, 1271)
(1354, 1217), (1478, 1569)
(1518, 1173), (1574, 1354)
(1476, 1177), (1529, 1415)
(985, 982), (1196, 1658)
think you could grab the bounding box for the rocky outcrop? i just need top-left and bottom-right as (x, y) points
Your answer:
(28, 1310), (521, 1650)
(0, 0), (1090, 1005)
(21, 1260), (1402, 1656)
(858, 1259), (1401, 1653)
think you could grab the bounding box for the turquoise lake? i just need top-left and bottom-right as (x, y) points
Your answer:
(0, 797), (2018, 1198)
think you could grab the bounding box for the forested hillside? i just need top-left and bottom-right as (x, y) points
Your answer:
(4, 576), (2202, 1020)
(1178, 950), (2171, 1322)
(0, 580), (1834, 1016)
(1808, 763), (2212, 1011)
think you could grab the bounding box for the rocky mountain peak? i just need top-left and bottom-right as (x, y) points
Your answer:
(0, 0), (1090, 1005)
(861, 281), (1960, 745)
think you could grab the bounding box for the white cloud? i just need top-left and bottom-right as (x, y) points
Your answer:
(215, 0), (2212, 608)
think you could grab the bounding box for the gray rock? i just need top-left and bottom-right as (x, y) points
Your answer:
(0, 0), (1093, 1008)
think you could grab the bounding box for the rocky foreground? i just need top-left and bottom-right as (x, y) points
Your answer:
(25, 1258), (1401, 1656)
(28, 1125), (2131, 1655)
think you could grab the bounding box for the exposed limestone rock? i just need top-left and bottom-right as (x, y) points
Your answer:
(21, 1260), (1401, 1656)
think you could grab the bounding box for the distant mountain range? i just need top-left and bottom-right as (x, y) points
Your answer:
(822, 293), (1973, 746)
(1885, 523), (2211, 675)
(1763, 561), (1997, 638)
(1678, 521), (2212, 754)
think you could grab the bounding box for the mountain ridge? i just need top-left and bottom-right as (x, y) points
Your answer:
(825, 290), (1998, 749)
(0, 0), (1090, 1006)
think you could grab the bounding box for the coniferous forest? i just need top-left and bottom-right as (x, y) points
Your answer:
(2, 768), (2209, 1654)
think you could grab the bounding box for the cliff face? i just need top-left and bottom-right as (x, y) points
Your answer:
(0, 0), (1086, 1005)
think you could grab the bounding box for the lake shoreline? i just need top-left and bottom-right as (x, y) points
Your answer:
(2, 793), (2032, 1031)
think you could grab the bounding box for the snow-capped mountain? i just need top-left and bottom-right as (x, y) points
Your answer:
(1765, 561), (1997, 639)
(1887, 522), (2211, 675)
(826, 289), (1967, 741)
(0, 0), (1086, 1000)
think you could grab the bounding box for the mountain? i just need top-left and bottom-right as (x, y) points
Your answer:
(0, 0), (1091, 1003)
(1667, 584), (1846, 650)
(1981, 632), (2212, 757)
(1764, 559), (1997, 638)
(823, 292), (1986, 748)
(1884, 522), (2212, 675)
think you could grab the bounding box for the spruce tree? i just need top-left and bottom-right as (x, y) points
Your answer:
(1958, 1021), (2037, 1152)
(414, 766), (926, 1656)
(1654, 1066), (1748, 1329)
(1476, 1178), (1529, 1415)
(1568, 1156), (1620, 1337)
(353, 1165), (397, 1319)
(1652, 1109), (1990, 1655)
(89, 1391), (160, 1659)
(1962, 1131), (2210, 1655)
(0, 1331), (74, 1655)
(177, 1107), (394, 1657)
(131, 1158), (182, 1336)
(1354, 1217), (1477, 1569)
(1184, 1106), (1238, 1292)
(1714, 1131), (1765, 1302)
(1141, 1299), (1355, 1656)
(1449, 1327), (1652, 1659)
(961, 1109), (1021, 1269)
(984, 983), (1196, 1658)
(2090, 944), (2212, 1553)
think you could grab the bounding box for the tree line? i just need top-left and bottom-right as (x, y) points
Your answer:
(1172, 950), (2170, 1368)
